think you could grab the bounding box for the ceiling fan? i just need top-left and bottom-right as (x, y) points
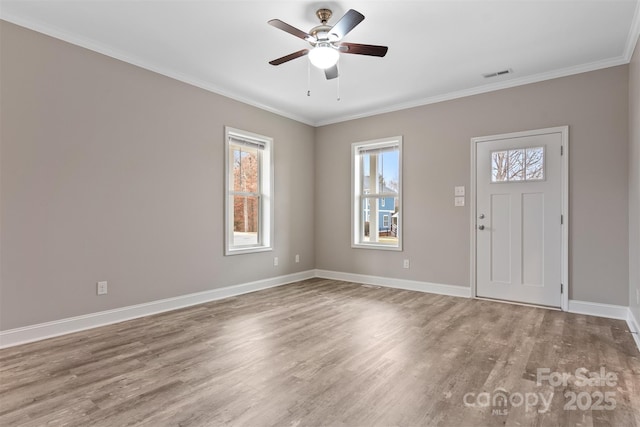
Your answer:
(268, 8), (388, 80)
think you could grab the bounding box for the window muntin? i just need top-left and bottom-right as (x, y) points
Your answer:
(225, 127), (273, 255)
(352, 137), (402, 250)
(491, 146), (544, 183)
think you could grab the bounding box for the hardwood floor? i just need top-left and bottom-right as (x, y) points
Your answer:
(1, 278), (639, 426)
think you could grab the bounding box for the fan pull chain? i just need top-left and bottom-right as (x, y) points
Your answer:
(307, 60), (311, 97)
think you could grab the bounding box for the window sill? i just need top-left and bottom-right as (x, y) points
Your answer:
(225, 246), (273, 256)
(351, 243), (402, 252)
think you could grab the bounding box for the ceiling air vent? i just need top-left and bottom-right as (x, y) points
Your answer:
(482, 68), (513, 78)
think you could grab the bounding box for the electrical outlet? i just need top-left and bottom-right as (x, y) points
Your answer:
(454, 186), (465, 196)
(403, 259), (410, 269)
(295, 254), (300, 263)
(274, 257), (278, 267)
(97, 281), (108, 295)
(454, 196), (465, 207)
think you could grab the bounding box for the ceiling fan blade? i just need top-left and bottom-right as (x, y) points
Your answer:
(268, 19), (312, 41)
(330, 9), (364, 40)
(339, 42), (388, 57)
(324, 64), (339, 80)
(269, 49), (309, 66)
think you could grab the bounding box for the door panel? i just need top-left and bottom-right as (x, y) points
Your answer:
(490, 193), (511, 283)
(476, 131), (563, 307)
(521, 192), (544, 286)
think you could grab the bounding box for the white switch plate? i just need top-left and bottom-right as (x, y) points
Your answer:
(454, 196), (465, 207)
(403, 259), (410, 269)
(454, 186), (465, 196)
(97, 281), (108, 295)
(295, 254), (300, 263)
(274, 257), (278, 266)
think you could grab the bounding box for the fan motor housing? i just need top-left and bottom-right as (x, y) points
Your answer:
(309, 25), (336, 43)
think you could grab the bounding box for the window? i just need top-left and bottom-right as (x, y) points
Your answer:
(352, 137), (402, 250)
(491, 147), (544, 182)
(224, 127), (273, 255)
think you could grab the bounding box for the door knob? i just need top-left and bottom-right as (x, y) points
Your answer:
(479, 214), (485, 219)
(478, 225), (485, 230)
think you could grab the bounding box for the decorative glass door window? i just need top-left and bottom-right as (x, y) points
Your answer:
(491, 147), (544, 182)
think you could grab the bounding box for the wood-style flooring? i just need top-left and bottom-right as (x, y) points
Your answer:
(1, 278), (639, 426)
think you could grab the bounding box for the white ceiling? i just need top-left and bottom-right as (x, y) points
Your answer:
(2, 1), (639, 126)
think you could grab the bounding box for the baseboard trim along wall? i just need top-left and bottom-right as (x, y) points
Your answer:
(567, 300), (640, 353)
(567, 300), (629, 320)
(627, 309), (640, 351)
(0, 270), (315, 349)
(2, 270), (639, 353)
(314, 269), (473, 298)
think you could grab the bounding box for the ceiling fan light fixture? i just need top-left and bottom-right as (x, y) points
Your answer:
(308, 45), (339, 69)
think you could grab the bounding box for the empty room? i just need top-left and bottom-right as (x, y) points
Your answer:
(1, 0), (639, 426)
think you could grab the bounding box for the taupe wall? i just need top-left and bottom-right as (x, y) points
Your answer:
(1, 20), (635, 332)
(630, 38), (640, 323)
(0, 21), (316, 330)
(315, 66), (629, 305)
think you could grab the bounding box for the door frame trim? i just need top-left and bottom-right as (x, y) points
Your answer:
(469, 126), (569, 311)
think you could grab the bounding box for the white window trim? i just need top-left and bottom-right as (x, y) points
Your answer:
(351, 136), (403, 251)
(224, 126), (274, 256)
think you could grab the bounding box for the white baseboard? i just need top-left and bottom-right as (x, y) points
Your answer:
(627, 308), (640, 353)
(314, 269), (472, 298)
(567, 300), (629, 320)
(0, 270), (315, 349)
(3, 269), (638, 353)
(566, 301), (640, 353)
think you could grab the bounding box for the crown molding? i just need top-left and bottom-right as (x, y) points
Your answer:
(623, 0), (640, 61)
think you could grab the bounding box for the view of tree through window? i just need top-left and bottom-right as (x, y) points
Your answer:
(232, 146), (259, 246)
(225, 127), (273, 255)
(491, 147), (544, 182)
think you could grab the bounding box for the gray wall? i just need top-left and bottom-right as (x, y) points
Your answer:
(0, 21), (316, 330)
(315, 66), (630, 305)
(1, 20), (635, 332)
(630, 38), (640, 323)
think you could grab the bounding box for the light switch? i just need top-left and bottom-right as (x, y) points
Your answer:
(454, 186), (465, 196)
(454, 196), (465, 207)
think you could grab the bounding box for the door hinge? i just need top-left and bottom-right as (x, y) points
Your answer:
(561, 283), (564, 294)
(561, 146), (564, 155)
(561, 214), (564, 225)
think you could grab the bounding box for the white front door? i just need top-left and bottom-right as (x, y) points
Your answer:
(475, 128), (567, 308)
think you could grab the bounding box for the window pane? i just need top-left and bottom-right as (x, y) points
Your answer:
(362, 149), (400, 194)
(508, 149), (525, 181)
(232, 146), (259, 193)
(492, 151), (508, 182)
(525, 147), (545, 180)
(353, 138), (402, 250)
(233, 195), (259, 246)
(492, 147), (545, 183)
(380, 149), (399, 193)
(361, 197), (398, 245)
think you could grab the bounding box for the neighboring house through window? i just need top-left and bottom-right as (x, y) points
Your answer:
(224, 127), (273, 255)
(352, 136), (402, 250)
